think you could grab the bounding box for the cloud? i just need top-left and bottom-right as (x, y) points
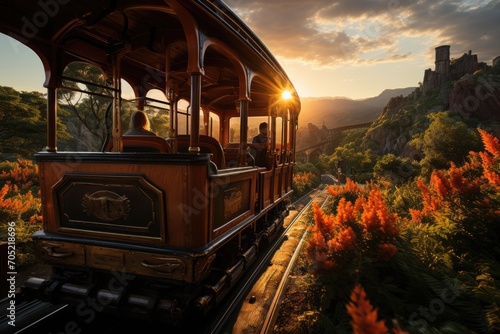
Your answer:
(224, 0), (500, 66)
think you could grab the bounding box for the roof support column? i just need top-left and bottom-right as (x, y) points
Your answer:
(45, 86), (57, 152)
(189, 72), (201, 152)
(111, 54), (122, 152)
(238, 98), (250, 166)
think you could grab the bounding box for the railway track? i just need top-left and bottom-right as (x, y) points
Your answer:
(231, 186), (329, 334)
(0, 187), (329, 334)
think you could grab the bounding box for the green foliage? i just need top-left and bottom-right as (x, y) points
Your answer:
(57, 62), (115, 151)
(292, 162), (321, 198)
(373, 153), (420, 184)
(294, 161), (321, 175)
(326, 142), (377, 183)
(0, 220), (40, 266)
(382, 181), (422, 219)
(305, 130), (500, 332)
(410, 111), (482, 175)
(0, 86), (48, 157)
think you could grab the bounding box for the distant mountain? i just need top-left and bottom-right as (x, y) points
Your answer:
(298, 87), (417, 129)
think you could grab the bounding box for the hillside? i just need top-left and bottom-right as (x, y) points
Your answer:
(298, 87), (416, 129)
(363, 67), (500, 158)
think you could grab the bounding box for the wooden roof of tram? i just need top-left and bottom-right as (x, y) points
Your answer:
(0, 0), (300, 117)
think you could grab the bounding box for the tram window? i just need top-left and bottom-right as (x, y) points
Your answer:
(228, 116), (282, 147)
(229, 116), (270, 144)
(286, 110), (291, 150)
(228, 117), (240, 143)
(121, 102), (171, 138)
(145, 90), (171, 138)
(176, 102), (215, 139)
(58, 61), (114, 152)
(177, 99), (190, 135)
(275, 117), (283, 149)
(208, 112), (220, 141)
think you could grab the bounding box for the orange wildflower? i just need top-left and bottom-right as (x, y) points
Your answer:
(377, 243), (397, 261)
(416, 178), (442, 214)
(430, 170), (451, 199)
(336, 197), (357, 225)
(344, 178), (361, 193)
(479, 128), (500, 157)
(346, 284), (388, 334)
(409, 208), (424, 223)
(312, 202), (336, 235)
(327, 226), (356, 252)
(448, 163), (481, 195)
(360, 189), (399, 236)
(479, 151), (500, 188)
(326, 178), (361, 197)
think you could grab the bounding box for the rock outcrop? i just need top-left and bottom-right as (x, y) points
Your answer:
(448, 73), (500, 121)
(363, 46), (500, 159)
(363, 94), (425, 159)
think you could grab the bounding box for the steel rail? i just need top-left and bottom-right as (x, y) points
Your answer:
(260, 190), (330, 334)
(207, 187), (327, 334)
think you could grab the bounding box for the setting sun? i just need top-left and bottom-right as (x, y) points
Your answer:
(281, 90), (292, 100)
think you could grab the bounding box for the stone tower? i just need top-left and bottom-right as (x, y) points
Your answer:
(435, 45), (450, 74)
(422, 45), (482, 94)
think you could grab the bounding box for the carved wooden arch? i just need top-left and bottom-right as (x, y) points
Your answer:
(249, 72), (301, 117)
(164, 0), (203, 75)
(44, 18), (87, 88)
(201, 37), (250, 101)
(164, 0), (251, 101)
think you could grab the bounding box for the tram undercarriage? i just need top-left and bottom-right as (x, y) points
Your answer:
(24, 202), (289, 324)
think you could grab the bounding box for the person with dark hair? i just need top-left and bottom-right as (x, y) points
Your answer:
(251, 122), (268, 167)
(124, 110), (157, 136)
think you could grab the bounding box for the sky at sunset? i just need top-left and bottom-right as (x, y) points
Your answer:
(1, 0), (499, 100)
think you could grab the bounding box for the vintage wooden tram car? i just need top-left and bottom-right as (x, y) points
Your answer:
(0, 0), (300, 323)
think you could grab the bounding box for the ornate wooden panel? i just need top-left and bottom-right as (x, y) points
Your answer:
(53, 173), (165, 242)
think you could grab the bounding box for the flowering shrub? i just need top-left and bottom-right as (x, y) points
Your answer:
(409, 129), (500, 262)
(292, 171), (318, 197)
(0, 158), (39, 189)
(304, 131), (500, 332)
(307, 181), (399, 275)
(347, 283), (388, 334)
(0, 159), (41, 222)
(347, 284), (408, 334)
(0, 159), (42, 266)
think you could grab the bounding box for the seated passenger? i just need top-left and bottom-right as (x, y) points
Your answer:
(123, 110), (157, 136)
(250, 122), (268, 167)
(121, 110), (170, 152)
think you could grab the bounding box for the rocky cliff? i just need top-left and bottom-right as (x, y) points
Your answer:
(363, 93), (427, 159)
(448, 72), (500, 121)
(363, 65), (500, 158)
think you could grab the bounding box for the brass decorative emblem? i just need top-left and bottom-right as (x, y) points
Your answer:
(141, 256), (186, 275)
(82, 190), (130, 221)
(195, 253), (216, 279)
(224, 189), (242, 219)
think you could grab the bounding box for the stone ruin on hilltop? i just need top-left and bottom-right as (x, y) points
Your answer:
(422, 45), (489, 93)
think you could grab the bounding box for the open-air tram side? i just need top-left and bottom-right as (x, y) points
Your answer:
(0, 0), (300, 323)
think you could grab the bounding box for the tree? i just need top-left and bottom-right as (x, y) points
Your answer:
(327, 142), (376, 180)
(0, 86), (70, 158)
(58, 62), (114, 151)
(410, 111), (482, 174)
(58, 62), (171, 151)
(373, 154), (420, 184)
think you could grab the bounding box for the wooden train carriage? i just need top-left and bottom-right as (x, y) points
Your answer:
(0, 0), (300, 321)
